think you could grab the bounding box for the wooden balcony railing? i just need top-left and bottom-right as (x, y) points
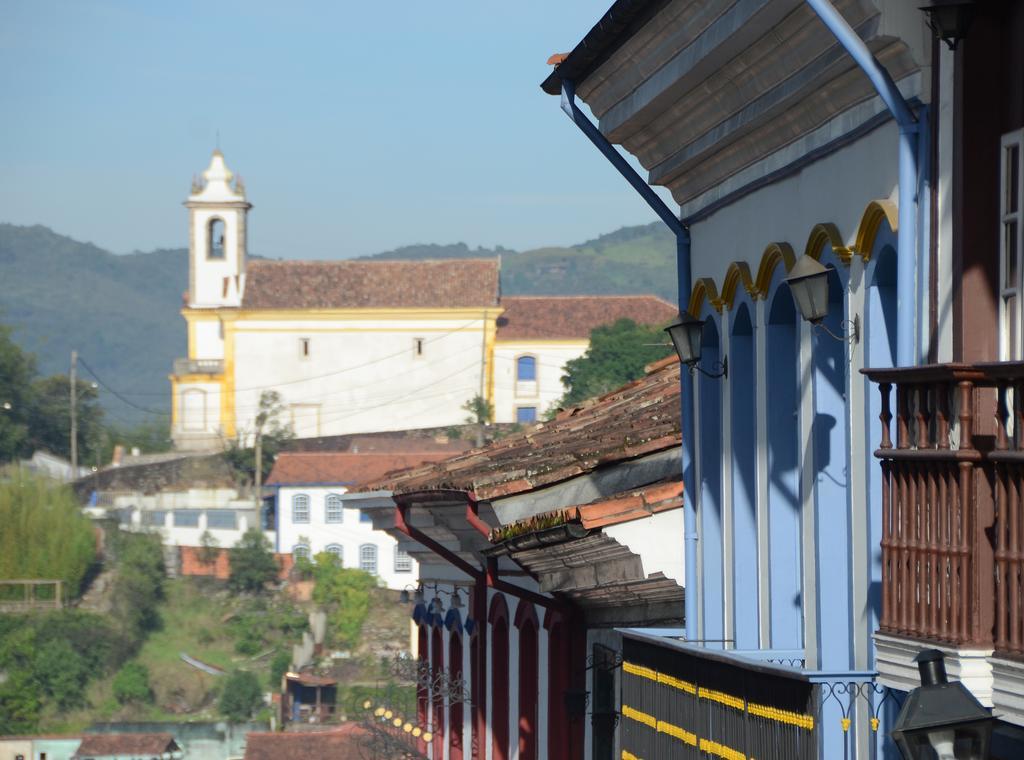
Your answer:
(863, 362), (1024, 656)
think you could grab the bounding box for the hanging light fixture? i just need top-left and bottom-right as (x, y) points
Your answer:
(664, 313), (727, 378)
(890, 649), (995, 760)
(920, 1), (975, 50)
(784, 256), (859, 344)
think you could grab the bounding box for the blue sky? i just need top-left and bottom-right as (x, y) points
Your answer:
(0, 1), (671, 258)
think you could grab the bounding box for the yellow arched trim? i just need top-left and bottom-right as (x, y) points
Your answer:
(804, 222), (852, 264)
(721, 262), (756, 308)
(854, 199), (898, 261)
(688, 277), (723, 316)
(753, 242), (796, 298)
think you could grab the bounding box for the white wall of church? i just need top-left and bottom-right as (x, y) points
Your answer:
(492, 341), (586, 424)
(177, 382), (221, 434)
(193, 319), (224, 360)
(190, 206), (244, 308)
(232, 317), (489, 439)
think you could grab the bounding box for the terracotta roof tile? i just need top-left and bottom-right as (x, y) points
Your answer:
(266, 451), (463, 488)
(376, 358), (682, 499)
(74, 733), (179, 757)
(242, 259), (500, 310)
(243, 726), (367, 760)
(495, 295), (677, 340)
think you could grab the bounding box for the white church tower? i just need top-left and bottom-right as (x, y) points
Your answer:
(186, 150), (250, 308)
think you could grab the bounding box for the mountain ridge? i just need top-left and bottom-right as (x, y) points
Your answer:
(0, 221), (677, 423)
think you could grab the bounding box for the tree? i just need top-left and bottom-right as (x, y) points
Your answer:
(219, 670), (263, 722)
(557, 318), (673, 408)
(29, 374), (105, 464)
(0, 323), (37, 462)
(198, 530), (220, 566)
(311, 553), (376, 649)
(229, 528), (278, 593)
(110, 531), (165, 640)
(462, 394), (493, 424)
(112, 662), (153, 704)
(224, 391), (292, 486)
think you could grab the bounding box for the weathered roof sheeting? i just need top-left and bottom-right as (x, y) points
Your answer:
(374, 356), (681, 499)
(496, 295), (676, 340)
(266, 451), (465, 489)
(242, 259), (500, 310)
(74, 733), (180, 757)
(243, 726), (366, 760)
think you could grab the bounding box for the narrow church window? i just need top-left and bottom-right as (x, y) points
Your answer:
(413, 337), (425, 357)
(207, 218), (225, 259)
(299, 337), (310, 358)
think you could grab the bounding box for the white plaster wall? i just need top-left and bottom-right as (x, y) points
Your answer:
(113, 488), (263, 548)
(194, 320), (224, 360)
(191, 206), (243, 308)
(232, 317), (488, 439)
(176, 381), (221, 434)
(492, 342), (587, 423)
(689, 122), (900, 286)
(276, 485), (417, 590)
(604, 509), (685, 585)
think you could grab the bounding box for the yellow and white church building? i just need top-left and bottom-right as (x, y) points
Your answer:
(171, 151), (676, 451)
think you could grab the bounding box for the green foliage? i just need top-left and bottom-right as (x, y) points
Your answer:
(229, 528), (279, 593)
(112, 662), (153, 704)
(0, 610), (128, 734)
(197, 530), (220, 566)
(0, 472), (97, 597)
(29, 374), (105, 464)
(99, 420), (173, 462)
(462, 394), (494, 425)
(224, 391), (293, 485)
(0, 323), (37, 461)
(270, 650), (291, 688)
(558, 318), (674, 407)
(109, 531), (165, 640)
(218, 670), (263, 722)
(310, 553), (376, 649)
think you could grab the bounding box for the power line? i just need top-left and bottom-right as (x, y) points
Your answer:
(77, 356), (171, 417)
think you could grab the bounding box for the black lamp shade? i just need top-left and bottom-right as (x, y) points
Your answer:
(784, 256), (831, 324)
(920, 1), (975, 50)
(891, 649), (995, 760)
(665, 313), (705, 365)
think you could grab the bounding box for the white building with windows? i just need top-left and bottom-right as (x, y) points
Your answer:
(170, 151), (677, 449)
(267, 450), (468, 589)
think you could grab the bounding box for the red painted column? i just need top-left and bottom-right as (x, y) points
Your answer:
(449, 632), (464, 760)
(514, 601), (539, 760)
(431, 627), (445, 759)
(489, 594), (510, 760)
(544, 610), (569, 759)
(417, 625), (428, 756)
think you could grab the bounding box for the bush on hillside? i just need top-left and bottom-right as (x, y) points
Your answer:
(310, 553), (376, 649)
(109, 531), (165, 639)
(229, 529), (278, 593)
(219, 670), (263, 722)
(112, 662), (153, 704)
(0, 472), (97, 597)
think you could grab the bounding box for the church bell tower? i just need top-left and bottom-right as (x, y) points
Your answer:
(185, 150), (251, 308)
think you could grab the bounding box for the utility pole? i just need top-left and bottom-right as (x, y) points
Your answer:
(254, 429), (262, 508)
(70, 350), (78, 473)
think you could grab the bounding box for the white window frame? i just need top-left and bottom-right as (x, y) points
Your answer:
(293, 544), (311, 562)
(359, 543), (378, 575)
(291, 493), (310, 524)
(1000, 129), (1024, 360)
(394, 548), (413, 573)
(515, 405), (538, 424)
(325, 544), (344, 563)
(325, 493), (344, 524)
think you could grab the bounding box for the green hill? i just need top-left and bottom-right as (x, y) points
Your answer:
(0, 221), (677, 423)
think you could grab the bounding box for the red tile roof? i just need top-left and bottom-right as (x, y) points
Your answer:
(242, 259), (500, 310)
(266, 451), (462, 488)
(74, 733), (179, 757)
(374, 357), (682, 500)
(243, 726), (367, 760)
(495, 295), (677, 340)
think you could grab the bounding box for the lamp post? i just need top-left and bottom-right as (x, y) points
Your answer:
(920, 1), (975, 50)
(891, 649), (995, 760)
(664, 313), (727, 378)
(784, 257), (860, 343)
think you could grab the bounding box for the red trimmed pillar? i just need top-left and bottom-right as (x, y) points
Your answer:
(489, 594), (510, 760)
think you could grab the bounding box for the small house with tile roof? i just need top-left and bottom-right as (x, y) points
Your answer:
(170, 151), (677, 450)
(346, 356), (684, 760)
(264, 438), (471, 589)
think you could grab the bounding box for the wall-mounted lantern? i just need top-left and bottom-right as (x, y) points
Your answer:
(784, 257), (860, 344)
(664, 313), (727, 378)
(891, 649), (995, 760)
(920, 1), (975, 50)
